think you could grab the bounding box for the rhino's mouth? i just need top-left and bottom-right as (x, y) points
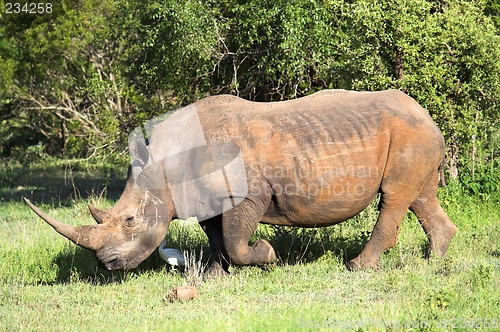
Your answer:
(96, 249), (128, 270)
(97, 250), (146, 270)
(99, 255), (125, 270)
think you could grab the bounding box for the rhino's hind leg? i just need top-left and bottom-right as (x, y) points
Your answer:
(410, 173), (456, 258)
(347, 170), (432, 270)
(346, 201), (410, 270)
(221, 196), (277, 267)
(199, 216), (230, 278)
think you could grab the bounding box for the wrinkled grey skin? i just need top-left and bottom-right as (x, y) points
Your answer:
(25, 90), (457, 276)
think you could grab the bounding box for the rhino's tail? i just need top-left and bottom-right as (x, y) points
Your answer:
(438, 159), (446, 187)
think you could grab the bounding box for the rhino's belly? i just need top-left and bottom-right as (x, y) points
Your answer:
(259, 178), (381, 227)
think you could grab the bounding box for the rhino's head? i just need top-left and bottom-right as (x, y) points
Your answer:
(24, 162), (176, 270)
(25, 105), (248, 270)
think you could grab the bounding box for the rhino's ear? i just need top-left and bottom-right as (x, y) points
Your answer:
(88, 204), (111, 224)
(130, 139), (150, 165)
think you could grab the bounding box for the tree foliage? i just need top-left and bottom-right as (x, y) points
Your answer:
(1, 0), (499, 193)
(484, 0), (500, 28)
(1, 0), (136, 159)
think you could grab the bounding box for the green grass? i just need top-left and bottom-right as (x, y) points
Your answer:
(1, 162), (500, 331)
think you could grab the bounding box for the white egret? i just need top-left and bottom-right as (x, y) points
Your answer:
(158, 239), (186, 270)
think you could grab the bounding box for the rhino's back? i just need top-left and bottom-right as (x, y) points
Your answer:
(195, 89), (439, 168)
(195, 89), (437, 143)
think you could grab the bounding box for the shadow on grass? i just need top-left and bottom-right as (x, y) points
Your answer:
(0, 158), (127, 205)
(47, 223), (376, 284)
(264, 226), (372, 266)
(49, 218), (381, 283)
(51, 246), (173, 284)
(48, 229), (372, 284)
(490, 250), (500, 258)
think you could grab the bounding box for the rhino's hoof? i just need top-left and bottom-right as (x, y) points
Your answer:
(253, 239), (277, 264)
(259, 262), (276, 271)
(346, 258), (378, 271)
(346, 260), (361, 271)
(204, 265), (230, 279)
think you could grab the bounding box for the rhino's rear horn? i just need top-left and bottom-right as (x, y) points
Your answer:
(88, 204), (111, 224)
(24, 198), (100, 251)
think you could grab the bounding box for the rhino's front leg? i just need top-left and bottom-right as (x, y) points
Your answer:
(199, 216), (230, 278)
(221, 195), (277, 267)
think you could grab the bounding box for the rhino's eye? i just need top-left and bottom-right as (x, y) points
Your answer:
(125, 216), (135, 223)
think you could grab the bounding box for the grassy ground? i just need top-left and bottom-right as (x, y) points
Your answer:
(1, 159), (499, 331)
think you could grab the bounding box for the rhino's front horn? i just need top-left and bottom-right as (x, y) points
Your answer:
(88, 204), (111, 224)
(24, 198), (100, 251)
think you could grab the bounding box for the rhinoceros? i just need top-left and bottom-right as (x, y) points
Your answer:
(25, 89), (457, 276)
